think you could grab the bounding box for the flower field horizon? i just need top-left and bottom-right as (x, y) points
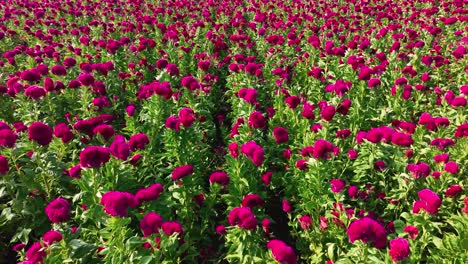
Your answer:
(0, 0), (467, 263)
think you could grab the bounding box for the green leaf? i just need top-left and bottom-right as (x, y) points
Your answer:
(69, 239), (98, 259)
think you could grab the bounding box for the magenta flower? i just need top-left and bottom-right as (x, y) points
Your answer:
(42, 230), (63, 246)
(28, 122), (53, 146)
(273, 127), (289, 144)
(209, 171), (230, 186)
(172, 165), (194, 181)
(140, 212), (163, 237)
(100, 191), (137, 217)
(347, 217), (387, 249)
(45, 198), (70, 223)
(389, 238), (410, 262)
(330, 179), (346, 193)
(79, 146), (110, 168)
(267, 239), (296, 264)
(241, 194), (264, 208)
(135, 183), (164, 205)
(228, 207), (257, 230)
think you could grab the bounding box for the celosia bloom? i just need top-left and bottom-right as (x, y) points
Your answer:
(248, 111), (266, 128)
(79, 146), (111, 168)
(228, 207), (257, 230)
(347, 217), (387, 249)
(45, 198), (70, 223)
(100, 191), (137, 217)
(389, 238), (410, 262)
(42, 230), (63, 246)
(128, 133), (150, 151)
(25, 242), (46, 263)
(172, 165), (194, 181)
(273, 127), (289, 144)
(53, 123), (74, 143)
(162, 221), (183, 236)
(403, 225), (419, 239)
(135, 183), (164, 205)
(444, 161), (459, 174)
(109, 135), (130, 160)
(241, 194), (264, 208)
(209, 171), (230, 186)
(330, 179), (346, 193)
(267, 239), (296, 264)
(0, 128), (18, 148)
(413, 189), (441, 214)
(28, 122), (53, 146)
(0, 155), (9, 175)
(298, 215), (312, 230)
(240, 141), (265, 166)
(140, 212), (163, 237)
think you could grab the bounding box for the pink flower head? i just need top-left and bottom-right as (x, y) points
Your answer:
(79, 146), (110, 168)
(241, 194), (264, 208)
(298, 215), (312, 230)
(135, 183), (164, 205)
(228, 207), (257, 230)
(273, 127), (289, 144)
(330, 179), (346, 193)
(28, 122), (53, 146)
(347, 217), (387, 249)
(413, 189), (441, 214)
(267, 239), (296, 264)
(240, 141), (265, 166)
(140, 212), (163, 237)
(162, 221), (183, 236)
(172, 165), (194, 181)
(42, 230), (62, 246)
(209, 171), (230, 186)
(403, 225), (419, 240)
(248, 111), (266, 129)
(0, 155), (9, 175)
(389, 238), (410, 262)
(45, 198), (70, 223)
(100, 191), (137, 217)
(129, 133), (149, 151)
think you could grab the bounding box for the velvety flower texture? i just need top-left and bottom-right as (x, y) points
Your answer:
(0, 128), (18, 148)
(209, 171), (230, 186)
(162, 221), (184, 236)
(109, 135), (130, 160)
(228, 207), (257, 230)
(413, 189), (441, 214)
(53, 123), (73, 143)
(25, 242), (46, 263)
(100, 191), (137, 217)
(0, 155), (9, 175)
(267, 239), (296, 264)
(28, 122), (53, 146)
(273, 127), (289, 144)
(45, 198), (70, 223)
(347, 217), (387, 249)
(330, 179), (346, 193)
(240, 141), (265, 166)
(140, 212), (163, 237)
(42, 230), (63, 246)
(128, 133), (150, 151)
(172, 165), (194, 181)
(135, 183), (164, 205)
(298, 215), (312, 230)
(389, 238), (410, 262)
(241, 194), (264, 208)
(79, 146), (111, 168)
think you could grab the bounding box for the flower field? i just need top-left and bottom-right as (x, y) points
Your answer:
(0, 0), (467, 263)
